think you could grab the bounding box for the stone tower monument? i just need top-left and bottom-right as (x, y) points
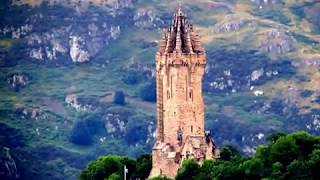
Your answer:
(149, 8), (220, 178)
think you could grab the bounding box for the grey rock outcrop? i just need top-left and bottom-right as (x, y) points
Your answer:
(251, 68), (264, 81)
(7, 73), (30, 91)
(104, 113), (126, 136)
(14, 105), (47, 121)
(0, 25), (33, 39)
(3, 1), (129, 64)
(65, 94), (98, 112)
(214, 15), (253, 33)
(259, 29), (296, 54)
(69, 36), (90, 63)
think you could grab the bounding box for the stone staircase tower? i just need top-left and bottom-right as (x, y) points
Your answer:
(149, 8), (220, 179)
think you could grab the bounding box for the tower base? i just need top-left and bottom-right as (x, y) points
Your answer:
(149, 133), (220, 179)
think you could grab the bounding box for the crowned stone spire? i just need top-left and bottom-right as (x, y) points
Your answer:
(151, 6), (219, 179)
(159, 7), (205, 54)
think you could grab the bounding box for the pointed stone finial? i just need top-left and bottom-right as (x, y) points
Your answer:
(158, 4), (205, 55)
(175, 18), (182, 53)
(186, 29), (194, 53)
(178, 0), (182, 12)
(165, 31), (171, 53)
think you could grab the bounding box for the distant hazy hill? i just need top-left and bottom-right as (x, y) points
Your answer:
(0, 0), (320, 179)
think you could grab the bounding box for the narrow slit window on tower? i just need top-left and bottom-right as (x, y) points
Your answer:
(191, 126), (193, 133)
(189, 90), (193, 101)
(167, 90), (170, 99)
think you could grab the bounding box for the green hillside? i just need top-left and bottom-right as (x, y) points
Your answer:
(0, 0), (320, 179)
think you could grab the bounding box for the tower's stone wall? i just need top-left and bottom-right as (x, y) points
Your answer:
(150, 8), (219, 179)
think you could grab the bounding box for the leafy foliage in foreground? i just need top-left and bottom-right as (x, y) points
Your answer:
(80, 154), (151, 180)
(176, 131), (320, 180)
(81, 131), (320, 180)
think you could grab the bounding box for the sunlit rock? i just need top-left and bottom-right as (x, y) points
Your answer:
(259, 29), (296, 54)
(69, 36), (90, 63)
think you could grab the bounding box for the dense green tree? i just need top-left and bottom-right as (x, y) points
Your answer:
(125, 115), (148, 144)
(134, 154), (152, 179)
(113, 90), (126, 105)
(140, 80), (156, 102)
(270, 162), (283, 179)
(199, 160), (218, 180)
(308, 149), (320, 179)
(290, 131), (320, 158)
(122, 69), (145, 85)
(69, 120), (93, 146)
(266, 132), (286, 143)
(85, 155), (122, 180)
(287, 160), (311, 179)
(120, 157), (136, 178)
(176, 159), (201, 180)
(219, 144), (241, 161)
(80, 154), (152, 180)
(269, 136), (299, 166)
(81, 132), (320, 180)
(198, 132), (320, 180)
(107, 173), (121, 180)
(241, 158), (264, 179)
(215, 161), (245, 180)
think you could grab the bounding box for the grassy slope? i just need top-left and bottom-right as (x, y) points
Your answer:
(1, 0), (320, 179)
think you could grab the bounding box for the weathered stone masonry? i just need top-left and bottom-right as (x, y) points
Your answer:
(150, 8), (220, 178)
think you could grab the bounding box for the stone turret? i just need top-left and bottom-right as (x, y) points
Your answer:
(150, 7), (220, 179)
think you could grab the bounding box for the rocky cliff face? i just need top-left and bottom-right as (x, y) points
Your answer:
(0, 0), (133, 65)
(69, 36), (90, 63)
(214, 15), (252, 33)
(259, 29), (296, 54)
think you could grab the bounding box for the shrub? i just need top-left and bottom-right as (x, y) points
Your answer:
(80, 155), (123, 180)
(125, 115), (148, 144)
(219, 144), (241, 161)
(107, 173), (121, 180)
(140, 80), (156, 102)
(69, 120), (93, 146)
(176, 159), (200, 180)
(122, 70), (144, 85)
(80, 154), (152, 180)
(113, 90), (126, 105)
(134, 154), (152, 179)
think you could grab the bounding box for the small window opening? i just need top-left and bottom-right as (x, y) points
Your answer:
(189, 90), (193, 101)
